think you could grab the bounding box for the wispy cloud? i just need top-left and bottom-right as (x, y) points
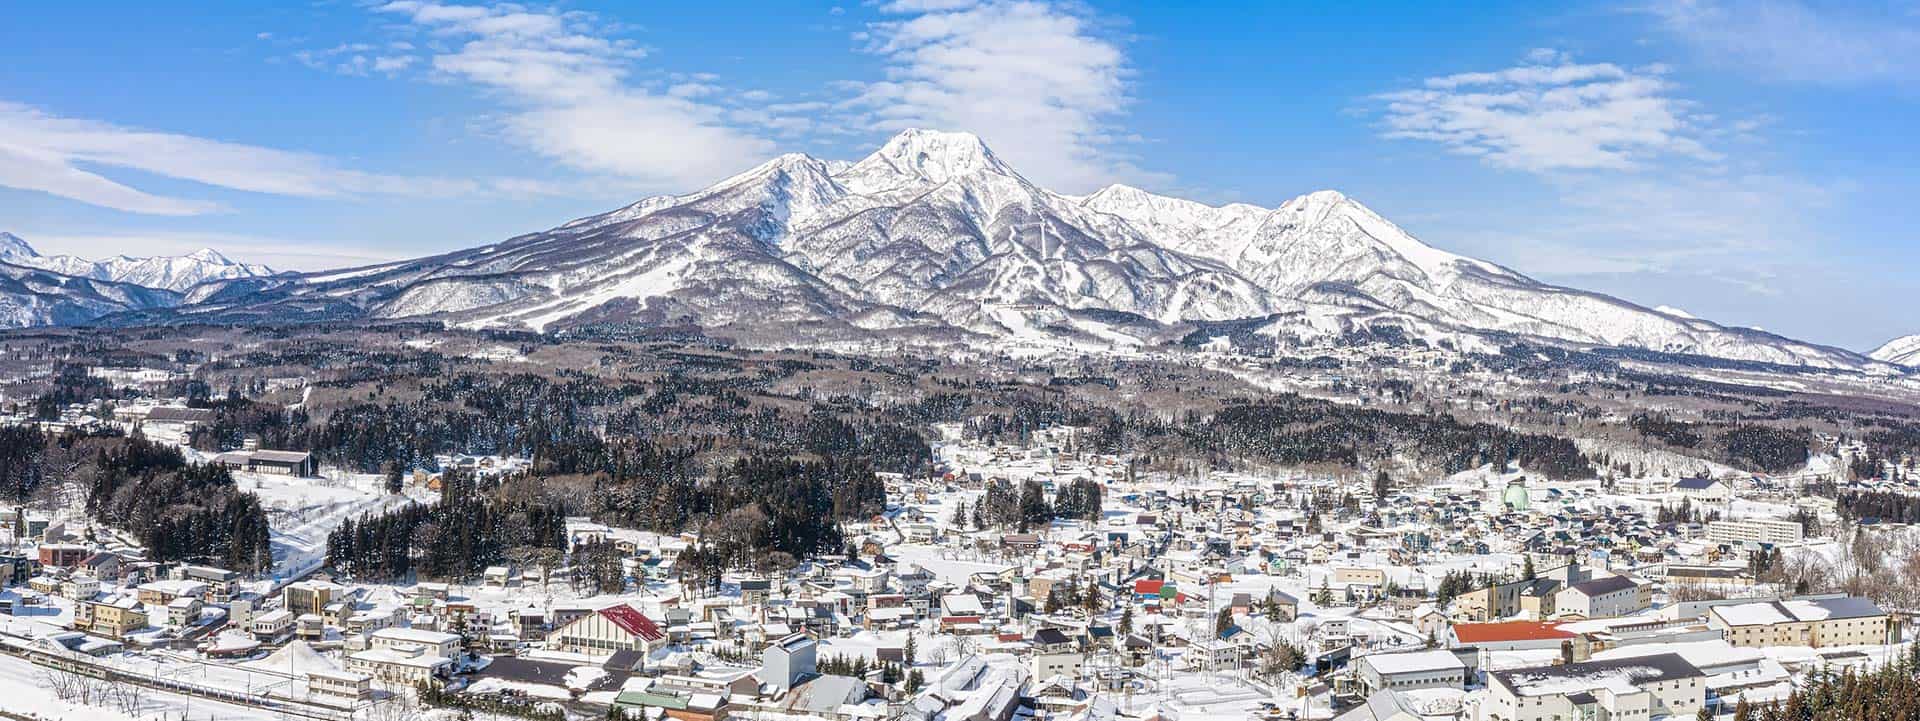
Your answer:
(1646, 0), (1920, 89)
(845, 0), (1167, 192)
(0, 101), (540, 215)
(1374, 51), (1718, 172)
(1370, 49), (1844, 297)
(374, 0), (781, 189)
(1468, 173), (1837, 285)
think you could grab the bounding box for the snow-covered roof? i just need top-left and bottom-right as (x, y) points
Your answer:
(1491, 654), (1701, 697)
(1360, 649), (1466, 675)
(1709, 597), (1884, 627)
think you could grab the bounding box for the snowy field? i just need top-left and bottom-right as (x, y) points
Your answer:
(230, 468), (426, 584)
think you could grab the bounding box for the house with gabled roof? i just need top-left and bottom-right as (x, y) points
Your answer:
(547, 602), (666, 657)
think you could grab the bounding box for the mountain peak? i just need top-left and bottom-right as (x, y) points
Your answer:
(858, 128), (1012, 184)
(0, 232), (37, 259)
(1280, 189), (1354, 212)
(712, 152), (833, 189)
(187, 247), (233, 264)
(1088, 183), (1153, 202)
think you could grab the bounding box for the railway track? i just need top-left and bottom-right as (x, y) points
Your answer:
(0, 632), (365, 721)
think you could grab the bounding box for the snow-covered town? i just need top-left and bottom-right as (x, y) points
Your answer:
(8, 5), (1920, 720)
(0, 403), (1912, 721)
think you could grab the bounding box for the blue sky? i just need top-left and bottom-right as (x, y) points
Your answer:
(2, 0), (1916, 351)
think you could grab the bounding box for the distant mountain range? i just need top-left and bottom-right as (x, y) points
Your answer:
(0, 260), (177, 328)
(4, 131), (1897, 372)
(0, 232), (276, 292)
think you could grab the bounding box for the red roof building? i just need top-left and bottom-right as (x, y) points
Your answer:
(598, 604), (666, 642)
(547, 603), (666, 657)
(1449, 621), (1575, 650)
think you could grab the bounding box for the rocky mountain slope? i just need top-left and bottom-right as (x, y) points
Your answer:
(0, 232), (276, 292)
(0, 258), (180, 327)
(117, 130), (1877, 370)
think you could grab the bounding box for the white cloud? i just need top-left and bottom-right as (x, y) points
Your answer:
(668, 82), (721, 98)
(376, 0), (778, 189)
(1373, 50), (1852, 308)
(845, 0), (1167, 192)
(1468, 173), (1833, 283)
(878, 0), (984, 12)
(372, 55), (417, 73)
(0, 101), (542, 215)
(1647, 0), (1920, 88)
(1375, 52), (1720, 173)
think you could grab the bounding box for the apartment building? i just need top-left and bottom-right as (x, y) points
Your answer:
(1706, 519), (1804, 545)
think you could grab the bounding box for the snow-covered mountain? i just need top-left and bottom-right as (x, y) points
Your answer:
(126, 129), (1876, 369)
(0, 233), (276, 292)
(1870, 335), (1920, 367)
(0, 258), (180, 327)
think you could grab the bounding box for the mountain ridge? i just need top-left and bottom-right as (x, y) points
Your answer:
(1871, 335), (1920, 367)
(100, 129), (1884, 371)
(0, 258), (180, 327)
(0, 233), (278, 292)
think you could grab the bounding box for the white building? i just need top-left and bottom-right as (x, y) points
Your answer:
(1554, 576), (1643, 619)
(1355, 649), (1467, 693)
(166, 597), (203, 627)
(762, 633), (817, 696)
(1672, 477), (1732, 503)
(1480, 654), (1704, 721)
(59, 575), (100, 601)
(1029, 628), (1084, 680)
(307, 668), (373, 702)
(345, 645), (453, 686)
(253, 609), (294, 641)
(1707, 597), (1892, 648)
(1707, 519), (1804, 545)
(545, 603), (665, 657)
(369, 627), (462, 659)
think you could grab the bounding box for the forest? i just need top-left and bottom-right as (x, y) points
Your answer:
(0, 427), (276, 574)
(83, 437), (275, 573)
(326, 470), (568, 581)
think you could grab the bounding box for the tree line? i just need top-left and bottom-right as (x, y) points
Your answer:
(83, 437), (274, 573)
(326, 470), (567, 582)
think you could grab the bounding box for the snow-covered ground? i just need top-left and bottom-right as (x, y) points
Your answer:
(230, 468), (425, 584)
